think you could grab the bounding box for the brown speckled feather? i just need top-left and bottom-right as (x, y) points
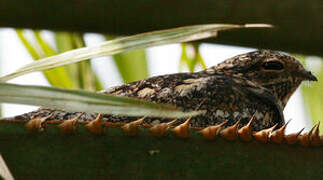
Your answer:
(3, 50), (317, 131)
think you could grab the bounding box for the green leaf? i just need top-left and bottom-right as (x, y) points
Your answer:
(179, 43), (206, 72)
(106, 35), (148, 83)
(194, 44), (207, 70)
(179, 43), (190, 72)
(113, 49), (148, 83)
(15, 29), (74, 88)
(2, 24), (273, 81)
(55, 31), (81, 88)
(55, 32), (103, 90)
(72, 33), (103, 91)
(0, 83), (200, 118)
(15, 29), (41, 59)
(301, 57), (323, 133)
(33, 30), (56, 56)
(55, 32), (75, 53)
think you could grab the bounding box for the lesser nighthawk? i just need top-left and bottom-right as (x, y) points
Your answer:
(4, 50), (317, 131)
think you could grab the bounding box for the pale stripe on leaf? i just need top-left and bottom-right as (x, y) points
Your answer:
(0, 83), (201, 118)
(1, 24), (272, 81)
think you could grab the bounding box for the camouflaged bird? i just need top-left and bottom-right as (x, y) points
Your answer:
(2, 50), (318, 132)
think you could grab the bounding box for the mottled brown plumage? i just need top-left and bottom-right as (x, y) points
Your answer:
(4, 50), (317, 131)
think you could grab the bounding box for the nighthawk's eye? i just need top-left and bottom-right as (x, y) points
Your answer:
(262, 61), (284, 70)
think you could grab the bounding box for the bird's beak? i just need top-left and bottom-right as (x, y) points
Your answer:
(299, 70), (318, 81)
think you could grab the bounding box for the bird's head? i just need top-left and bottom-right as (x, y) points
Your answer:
(212, 50), (317, 108)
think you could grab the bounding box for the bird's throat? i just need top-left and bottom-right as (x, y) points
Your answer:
(263, 80), (301, 109)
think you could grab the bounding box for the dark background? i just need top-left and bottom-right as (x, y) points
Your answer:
(0, 0), (322, 55)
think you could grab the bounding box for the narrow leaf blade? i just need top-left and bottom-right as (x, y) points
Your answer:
(0, 83), (200, 118)
(16, 29), (75, 88)
(113, 49), (149, 83)
(1, 24), (273, 81)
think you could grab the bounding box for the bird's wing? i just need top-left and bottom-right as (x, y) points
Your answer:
(2, 71), (284, 130)
(231, 77), (285, 123)
(101, 72), (284, 126)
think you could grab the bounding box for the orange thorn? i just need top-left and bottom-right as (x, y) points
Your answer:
(220, 119), (241, 141)
(172, 117), (192, 138)
(200, 121), (227, 140)
(285, 128), (304, 145)
(85, 114), (104, 135)
(121, 117), (145, 136)
(58, 113), (84, 134)
(298, 126), (315, 147)
(26, 114), (52, 132)
(149, 119), (176, 137)
(149, 123), (169, 137)
(238, 115), (255, 142)
(253, 124), (277, 143)
(310, 122), (320, 147)
(270, 120), (291, 144)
